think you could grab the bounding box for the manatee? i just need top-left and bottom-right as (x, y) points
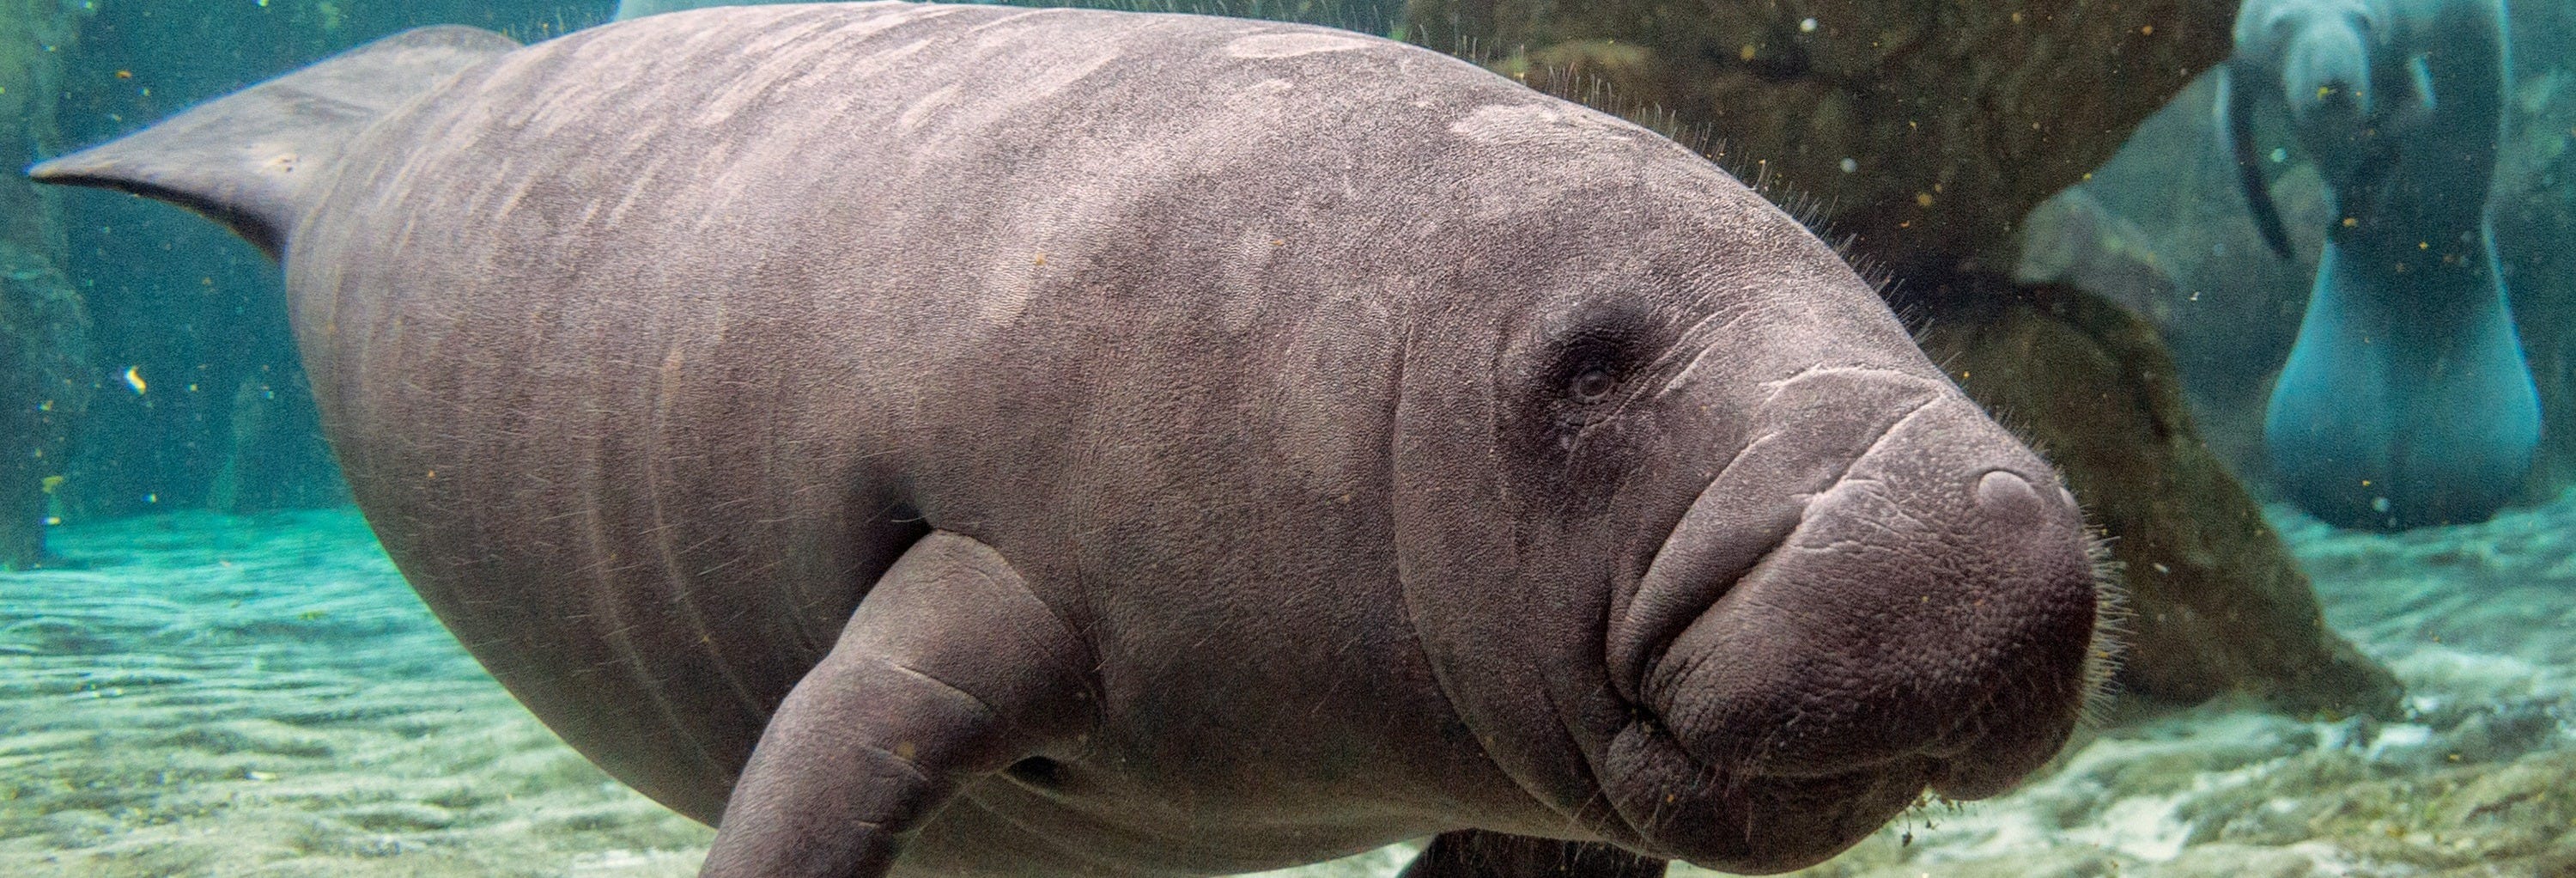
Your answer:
(2221, 0), (2535, 529)
(30, 4), (2108, 877)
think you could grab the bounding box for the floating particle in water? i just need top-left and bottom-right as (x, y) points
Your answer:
(123, 366), (146, 394)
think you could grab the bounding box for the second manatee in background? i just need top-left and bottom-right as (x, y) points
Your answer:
(2224, 0), (2536, 529)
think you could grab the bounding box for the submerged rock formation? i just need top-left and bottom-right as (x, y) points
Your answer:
(1405, 0), (2238, 272)
(0, 0), (91, 568)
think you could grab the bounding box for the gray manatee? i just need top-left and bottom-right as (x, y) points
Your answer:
(2221, 0), (2536, 529)
(30, 4), (2108, 877)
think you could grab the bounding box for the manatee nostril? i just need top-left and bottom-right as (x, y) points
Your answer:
(1973, 469), (2044, 521)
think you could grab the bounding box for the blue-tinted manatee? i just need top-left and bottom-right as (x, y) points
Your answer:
(2222, 0), (2535, 529)
(31, 4), (2108, 877)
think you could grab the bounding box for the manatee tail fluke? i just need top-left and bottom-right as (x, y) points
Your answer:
(2219, 61), (2295, 261)
(26, 26), (518, 255)
(2263, 234), (2539, 530)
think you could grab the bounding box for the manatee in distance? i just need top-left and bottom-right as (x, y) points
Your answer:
(2221, 0), (2535, 530)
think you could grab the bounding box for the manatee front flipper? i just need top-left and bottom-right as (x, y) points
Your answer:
(1401, 832), (1667, 878)
(2218, 60), (2296, 260)
(702, 532), (1097, 878)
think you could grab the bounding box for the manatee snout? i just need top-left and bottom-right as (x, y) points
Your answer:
(2237, 0), (2378, 125)
(1610, 387), (2103, 871)
(2281, 15), (2372, 124)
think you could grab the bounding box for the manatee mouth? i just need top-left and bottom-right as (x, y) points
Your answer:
(1599, 714), (1941, 873)
(1601, 393), (2104, 872)
(1605, 373), (1950, 709)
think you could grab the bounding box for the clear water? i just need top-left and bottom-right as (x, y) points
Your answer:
(3, 2), (2571, 876)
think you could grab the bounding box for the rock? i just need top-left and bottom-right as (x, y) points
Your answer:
(0, 244), (88, 567)
(1900, 276), (2401, 716)
(39, 809), (124, 850)
(2155, 844), (2320, 878)
(204, 368), (349, 515)
(2013, 71), (2325, 484)
(0, 2), (92, 568)
(337, 802), (459, 832)
(2433, 749), (2576, 836)
(1405, 0), (2239, 271)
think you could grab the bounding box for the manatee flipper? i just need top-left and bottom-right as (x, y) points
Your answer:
(1400, 831), (1667, 878)
(2219, 60), (2296, 260)
(702, 532), (1097, 878)
(24, 26), (515, 255)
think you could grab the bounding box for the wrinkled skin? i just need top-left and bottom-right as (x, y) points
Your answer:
(31, 5), (2105, 877)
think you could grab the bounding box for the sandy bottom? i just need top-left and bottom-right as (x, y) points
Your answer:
(3, 497), (2570, 877)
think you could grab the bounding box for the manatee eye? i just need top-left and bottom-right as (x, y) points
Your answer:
(1502, 295), (1673, 474)
(1569, 368), (1617, 404)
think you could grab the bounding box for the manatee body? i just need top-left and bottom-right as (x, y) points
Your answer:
(2223, 0), (2535, 529)
(33, 5), (2105, 877)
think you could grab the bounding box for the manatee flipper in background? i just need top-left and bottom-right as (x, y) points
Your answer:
(2245, 0), (2537, 529)
(1400, 831), (1668, 878)
(26, 26), (518, 254)
(701, 532), (1096, 878)
(2218, 60), (2297, 260)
